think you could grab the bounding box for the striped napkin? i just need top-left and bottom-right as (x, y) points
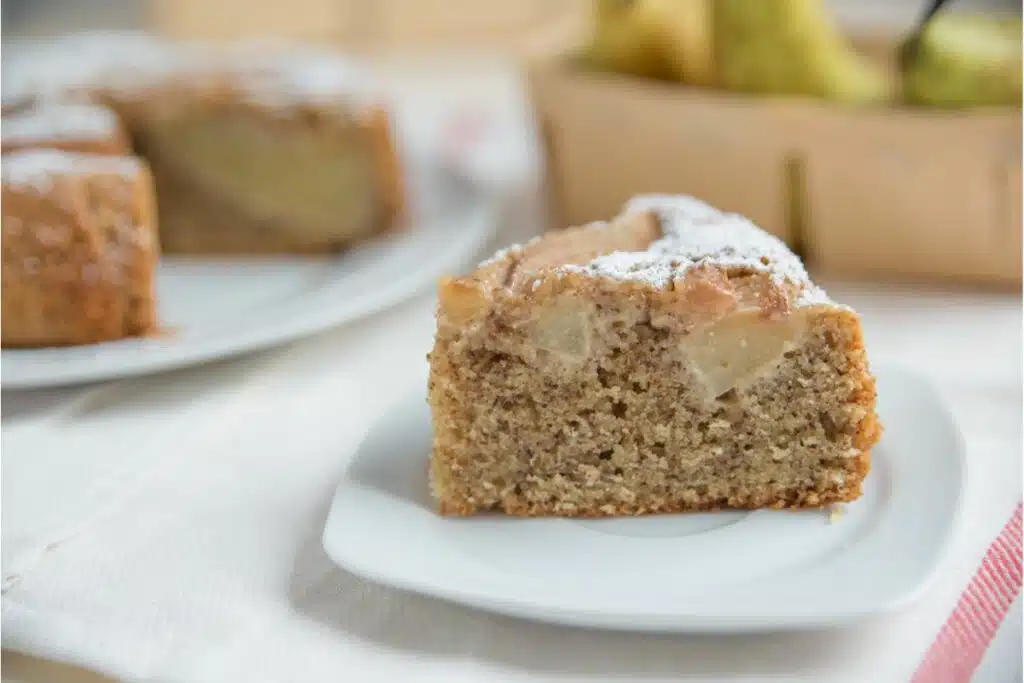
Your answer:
(913, 503), (1023, 683)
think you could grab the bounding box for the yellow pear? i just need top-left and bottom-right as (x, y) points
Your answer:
(713, 0), (892, 104)
(582, 0), (714, 86)
(646, 0), (715, 86)
(582, 0), (675, 80)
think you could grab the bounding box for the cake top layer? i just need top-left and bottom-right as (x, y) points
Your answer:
(224, 46), (378, 108)
(566, 195), (815, 285)
(2, 32), (377, 111)
(2, 103), (122, 143)
(488, 195), (835, 308)
(2, 149), (143, 193)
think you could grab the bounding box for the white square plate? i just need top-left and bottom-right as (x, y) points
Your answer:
(322, 363), (965, 633)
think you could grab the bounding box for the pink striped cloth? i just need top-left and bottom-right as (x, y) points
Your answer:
(912, 503), (1023, 683)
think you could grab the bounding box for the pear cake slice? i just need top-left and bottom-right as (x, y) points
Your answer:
(428, 195), (881, 517)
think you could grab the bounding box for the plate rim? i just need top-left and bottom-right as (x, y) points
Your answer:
(1, 173), (499, 390)
(321, 362), (967, 633)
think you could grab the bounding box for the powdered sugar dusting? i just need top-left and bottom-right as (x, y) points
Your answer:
(794, 283), (836, 307)
(3, 149), (149, 281)
(626, 194), (722, 222)
(3, 103), (121, 144)
(2, 149), (141, 193)
(597, 194), (812, 285)
(563, 195), (838, 309)
(226, 45), (378, 110)
(2, 32), (180, 106)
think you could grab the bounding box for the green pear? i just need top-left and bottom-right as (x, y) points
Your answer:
(903, 14), (1022, 108)
(713, 0), (892, 104)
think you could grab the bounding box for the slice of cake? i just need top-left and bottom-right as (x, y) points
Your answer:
(428, 195), (881, 517)
(2, 150), (159, 347)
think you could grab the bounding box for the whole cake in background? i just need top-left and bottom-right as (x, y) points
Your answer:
(1, 32), (405, 347)
(428, 195), (881, 517)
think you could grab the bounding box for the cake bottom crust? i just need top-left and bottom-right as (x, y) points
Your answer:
(435, 465), (870, 518)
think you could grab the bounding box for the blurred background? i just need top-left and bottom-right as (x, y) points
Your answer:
(2, 0), (1019, 44)
(4, 0), (1021, 287)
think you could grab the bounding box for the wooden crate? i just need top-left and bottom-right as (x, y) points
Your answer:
(530, 53), (1022, 285)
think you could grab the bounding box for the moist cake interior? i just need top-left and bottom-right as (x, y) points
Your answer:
(432, 296), (873, 515)
(129, 103), (384, 254)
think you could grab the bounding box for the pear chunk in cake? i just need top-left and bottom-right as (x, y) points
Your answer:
(428, 195), (881, 517)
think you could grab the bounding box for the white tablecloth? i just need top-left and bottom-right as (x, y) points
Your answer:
(2, 59), (1022, 683)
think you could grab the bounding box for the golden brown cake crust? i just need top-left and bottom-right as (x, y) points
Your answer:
(2, 150), (159, 347)
(437, 485), (870, 517)
(428, 196), (881, 518)
(365, 105), (406, 235)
